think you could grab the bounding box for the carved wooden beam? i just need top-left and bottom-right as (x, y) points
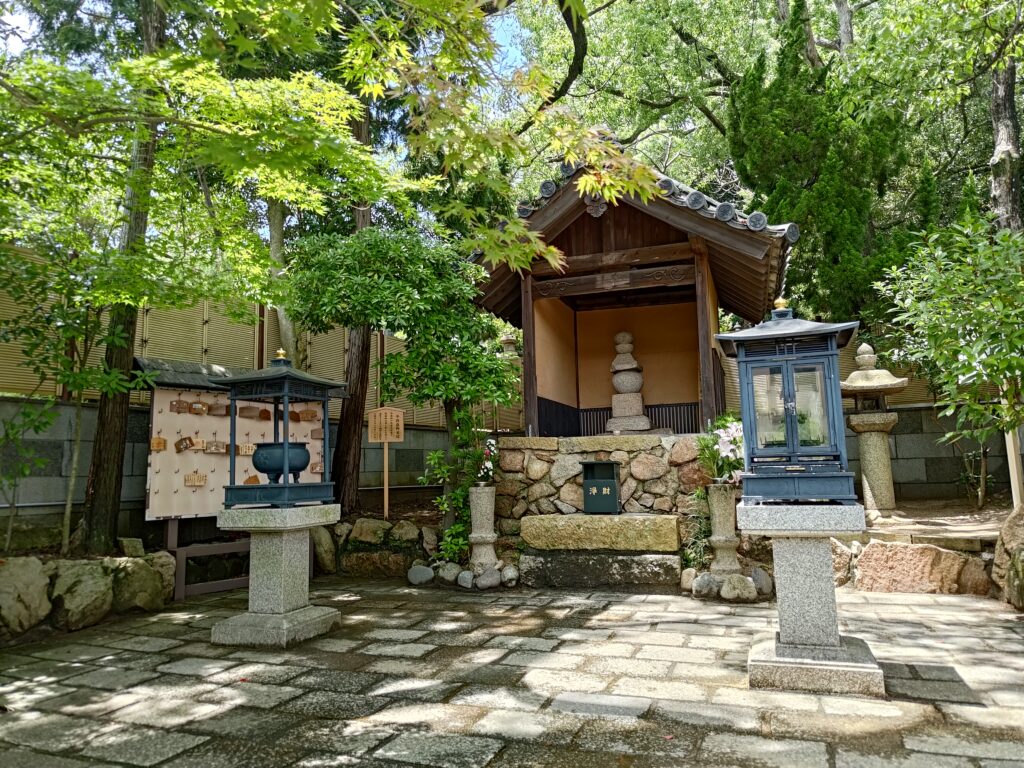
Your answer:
(533, 263), (695, 299)
(530, 242), (693, 277)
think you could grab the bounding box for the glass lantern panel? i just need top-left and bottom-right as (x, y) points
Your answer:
(793, 363), (830, 448)
(751, 366), (787, 450)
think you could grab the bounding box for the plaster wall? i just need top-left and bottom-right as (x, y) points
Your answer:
(534, 298), (578, 407)
(576, 303), (700, 408)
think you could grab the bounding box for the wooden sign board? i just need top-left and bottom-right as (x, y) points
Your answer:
(367, 407), (405, 520)
(368, 407), (404, 444)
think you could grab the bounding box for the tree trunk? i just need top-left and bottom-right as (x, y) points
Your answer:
(3, 484), (18, 553)
(441, 399), (460, 531)
(267, 198), (307, 368)
(990, 59), (1023, 230)
(332, 324), (371, 511)
(834, 0), (853, 51)
(61, 393), (84, 555)
(79, 0), (164, 555)
(331, 106), (373, 513)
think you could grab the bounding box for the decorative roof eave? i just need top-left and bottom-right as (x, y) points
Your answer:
(134, 356), (252, 391)
(517, 165), (800, 246)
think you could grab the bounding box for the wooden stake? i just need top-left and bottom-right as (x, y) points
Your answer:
(383, 440), (390, 520)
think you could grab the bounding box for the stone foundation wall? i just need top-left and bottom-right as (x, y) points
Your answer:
(495, 435), (709, 527)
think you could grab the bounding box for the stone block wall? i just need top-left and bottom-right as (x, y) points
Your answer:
(494, 435), (709, 525)
(845, 406), (1013, 501)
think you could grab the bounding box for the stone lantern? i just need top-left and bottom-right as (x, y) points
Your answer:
(718, 300), (884, 697)
(209, 350), (348, 648)
(841, 343), (908, 520)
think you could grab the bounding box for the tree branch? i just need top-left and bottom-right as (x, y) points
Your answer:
(672, 26), (736, 84)
(517, 1), (587, 134)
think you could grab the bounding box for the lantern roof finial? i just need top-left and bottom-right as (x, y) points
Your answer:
(773, 296), (788, 310)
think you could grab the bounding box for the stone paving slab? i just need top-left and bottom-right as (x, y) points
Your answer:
(1, 577), (1023, 767)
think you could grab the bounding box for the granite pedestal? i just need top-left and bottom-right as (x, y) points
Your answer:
(737, 503), (885, 697)
(212, 504), (340, 648)
(848, 412), (899, 519)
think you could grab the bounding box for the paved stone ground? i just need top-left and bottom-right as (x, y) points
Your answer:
(2, 579), (1022, 767)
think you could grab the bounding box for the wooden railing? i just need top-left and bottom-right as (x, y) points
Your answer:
(578, 402), (701, 436)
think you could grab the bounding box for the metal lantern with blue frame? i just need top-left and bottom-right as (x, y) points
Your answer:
(716, 299), (858, 504)
(212, 350), (347, 508)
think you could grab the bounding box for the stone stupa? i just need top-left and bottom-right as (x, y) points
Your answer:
(605, 331), (652, 433)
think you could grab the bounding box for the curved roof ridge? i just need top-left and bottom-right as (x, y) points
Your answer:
(517, 165), (799, 245)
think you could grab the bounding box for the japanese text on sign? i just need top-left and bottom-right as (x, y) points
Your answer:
(368, 407), (404, 444)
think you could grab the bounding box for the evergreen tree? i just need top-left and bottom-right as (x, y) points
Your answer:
(727, 0), (904, 321)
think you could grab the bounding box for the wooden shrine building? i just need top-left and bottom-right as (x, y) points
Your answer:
(480, 168), (799, 437)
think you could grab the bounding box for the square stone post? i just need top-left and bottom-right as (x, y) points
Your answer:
(212, 504), (340, 648)
(737, 503), (885, 697)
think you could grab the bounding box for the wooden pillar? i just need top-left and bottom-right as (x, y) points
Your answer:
(521, 274), (539, 435)
(692, 237), (719, 428)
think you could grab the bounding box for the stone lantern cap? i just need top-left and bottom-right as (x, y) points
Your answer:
(840, 343), (908, 398)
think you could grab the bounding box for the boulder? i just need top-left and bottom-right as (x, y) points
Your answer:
(496, 476), (526, 498)
(536, 497), (557, 515)
(525, 457), (550, 481)
(653, 497), (673, 512)
(340, 551), (410, 577)
(0, 557), (51, 638)
(680, 567), (697, 592)
(630, 454), (669, 481)
(350, 518), (393, 546)
(112, 558), (165, 613)
(498, 450), (525, 472)
(855, 540), (967, 594)
(457, 570), (474, 589)
(310, 526), (337, 574)
(619, 477), (638, 503)
(526, 482), (557, 503)
(118, 538), (146, 557)
(510, 500), (528, 519)
(437, 562), (462, 586)
(623, 499), (643, 515)
(720, 574), (758, 602)
(334, 522), (353, 546)
(638, 493), (655, 509)
(957, 556), (992, 597)
(553, 500), (575, 515)
(994, 507), (1024, 590)
(421, 526), (439, 556)
(668, 438), (699, 466)
(390, 520), (420, 544)
(831, 538), (853, 587)
(51, 561), (112, 630)
(143, 551), (176, 602)
(749, 567), (773, 597)
(521, 514), (679, 552)
(558, 482), (584, 511)
(501, 564), (519, 588)
(691, 573), (722, 598)
(1006, 548), (1024, 610)
(677, 461), (710, 493)
(475, 568), (502, 590)
(497, 518), (521, 536)
(407, 565), (435, 586)
(549, 455), (583, 487)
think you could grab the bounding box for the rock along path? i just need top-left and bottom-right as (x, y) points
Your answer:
(1, 578), (1022, 767)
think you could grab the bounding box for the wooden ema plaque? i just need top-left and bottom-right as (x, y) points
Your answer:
(184, 471), (207, 487)
(367, 407), (405, 520)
